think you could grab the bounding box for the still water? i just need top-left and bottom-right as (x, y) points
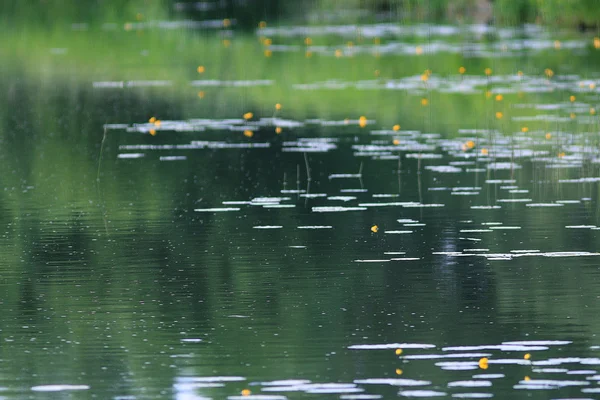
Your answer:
(3, 19), (600, 400)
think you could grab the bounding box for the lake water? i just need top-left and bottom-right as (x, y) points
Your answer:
(2, 17), (600, 399)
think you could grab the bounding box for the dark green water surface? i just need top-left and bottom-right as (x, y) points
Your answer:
(3, 22), (600, 400)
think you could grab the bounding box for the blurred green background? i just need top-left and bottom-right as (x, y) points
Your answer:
(2, 0), (600, 27)
(3, 0), (600, 134)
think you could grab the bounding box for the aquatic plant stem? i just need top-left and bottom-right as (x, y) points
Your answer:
(97, 125), (107, 185)
(304, 152), (312, 181)
(97, 125), (109, 235)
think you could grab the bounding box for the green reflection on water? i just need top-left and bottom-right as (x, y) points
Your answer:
(4, 9), (600, 131)
(3, 8), (600, 400)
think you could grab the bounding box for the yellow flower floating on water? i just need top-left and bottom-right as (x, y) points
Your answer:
(154, 120), (161, 127)
(554, 40), (561, 50)
(198, 91), (205, 99)
(415, 46), (423, 55)
(241, 389), (251, 396)
(371, 225), (378, 233)
(591, 108), (596, 115)
(495, 94), (503, 102)
(459, 66), (466, 74)
(421, 98), (428, 106)
(197, 65), (205, 74)
(275, 103), (282, 111)
(395, 368), (403, 375)
(521, 126), (528, 133)
(544, 68), (554, 78)
(481, 148), (488, 155)
(149, 129), (156, 136)
(393, 139), (400, 145)
(263, 38), (272, 46)
(558, 152), (565, 158)
(243, 130), (254, 138)
(258, 21), (267, 29)
(466, 140), (475, 149)
(149, 116), (156, 123)
(275, 127), (282, 134)
(393, 124), (400, 131)
(304, 37), (312, 46)
(359, 116), (368, 128)
(243, 112), (253, 120)
(495, 111), (503, 119)
(545, 132), (552, 140)
(484, 68), (492, 76)
(264, 49), (272, 57)
(524, 353), (531, 360)
(223, 18), (231, 28)
(335, 49), (343, 58)
(478, 357), (488, 369)
(395, 348), (403, 355)
(594, 37), (600, 49)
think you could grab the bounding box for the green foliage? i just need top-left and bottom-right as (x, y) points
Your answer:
(535, 0), (600, 27)
(0, 0), (166, 27)
(492, 0), (535, 25)
(1, 0), (600, 28)
(310, 0), (597, 26)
